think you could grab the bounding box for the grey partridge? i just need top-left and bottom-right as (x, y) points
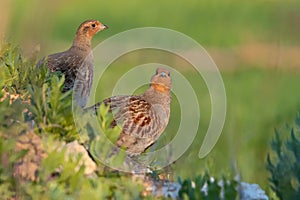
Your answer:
(85, 68), (172, 155)
(37, 19), (108, 108)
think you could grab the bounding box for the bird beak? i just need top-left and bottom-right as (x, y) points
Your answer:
(160, 72), (167, 77)
(101, 24), (108, 30)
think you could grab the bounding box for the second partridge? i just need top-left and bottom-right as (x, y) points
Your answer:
(85, 68), (172, 155)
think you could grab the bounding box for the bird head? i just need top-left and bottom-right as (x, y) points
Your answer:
(76, 19), (108, 39)
(150, 68), (172, 93)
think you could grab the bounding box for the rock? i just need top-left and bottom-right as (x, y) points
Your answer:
(64, 140), (97, 175)
(140, 175), (181, 199)
(13, 131), (47, 181)
(13, 132), (97, 180)
(141, 174), (269, 200)
(152, 181), (181, 199)
(240, 182), (269, 200)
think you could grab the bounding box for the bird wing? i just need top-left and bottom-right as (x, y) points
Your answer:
(72, 54), (94, 107)
(85, 95), (169, 154)
(37, 51), (93, 98)
(104, 95), (168, 149)
(38, 51), (82, 72)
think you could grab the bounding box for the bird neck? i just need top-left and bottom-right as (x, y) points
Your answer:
(149, 83), (170, 94)
(71, 34), (92, 53)
(144, 85), (171, 105)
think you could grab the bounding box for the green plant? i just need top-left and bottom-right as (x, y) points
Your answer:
(267, 115), (300, 199)
(88, 103), (126, 171)
(0, 137), (28, 199)
(0, 42), (83, 142)
(0, 42), (47, 97)
(6, 135), (142, 200)
(0, 42), (144, 199)
(27, 74), (80, 141)
(178, 173), (237, 200)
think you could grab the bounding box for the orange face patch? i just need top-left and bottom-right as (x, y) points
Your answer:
(87, 22), (101, 38)
(88, 29), (97, 38)
(88, 30), (95, 38)
(151, 83), (170, 93)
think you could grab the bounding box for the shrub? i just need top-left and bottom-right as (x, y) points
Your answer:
(267, 115), (300, 199)
(0, 42), (144, 199)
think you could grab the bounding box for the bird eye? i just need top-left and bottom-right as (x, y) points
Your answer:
(91, 24), (96, 28)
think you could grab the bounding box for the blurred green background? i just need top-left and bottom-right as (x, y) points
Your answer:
(1, 0), (300, 191)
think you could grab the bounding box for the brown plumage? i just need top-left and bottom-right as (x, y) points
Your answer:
(85, 68), (172, 155)
(37, 19), (108, 108)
